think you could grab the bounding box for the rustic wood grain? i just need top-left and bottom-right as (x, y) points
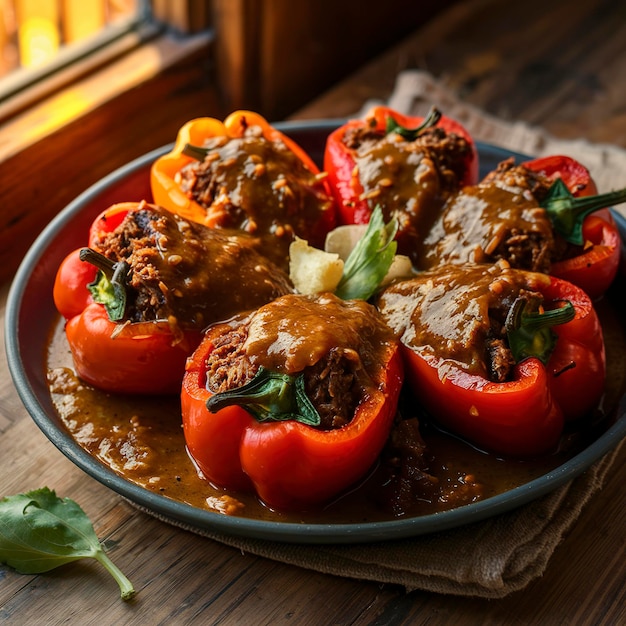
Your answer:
(2, 0), (626, 623)
(210, 0), (458, 120)
(296, 0), (626, 148)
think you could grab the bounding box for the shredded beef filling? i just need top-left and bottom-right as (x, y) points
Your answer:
(376, 416), (440, 516)
(342, 125), (472, 193)
(93, 203), (293, 331)
(203, 293), (397, 431)
(375, 413), (485, 517)
(418, 158), (571, 272)
(341, 124), (474, 262)
(174, 124), (334, 269)
(204, 324), (364, 431)
(204, 324), (256, 394)
(377, 263), (547, 383)
(485, 288), (543, 382)
(302, 348), (364, 429)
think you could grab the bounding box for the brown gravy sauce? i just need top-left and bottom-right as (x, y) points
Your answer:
(243, 293), (393, 374)
(45, 288), (626, 523)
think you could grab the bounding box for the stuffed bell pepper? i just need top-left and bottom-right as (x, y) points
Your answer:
(150, 111), (337, 270)
(323, 105), (479, 261)
(376, 260), (605, 457)
(53, 201), (293, 394)
(418, 155), (624, 299)
(522, 155), (622, 299)
(181, 292), (404, 511)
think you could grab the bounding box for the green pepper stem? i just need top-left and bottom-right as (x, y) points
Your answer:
(385, 106), (442, 140)
(505, 297), (575, 365)
(541, 178), (626, 245)
(182, 143), (209, 161)
(79, 247), (116, 278)
(79, 248), (130, 322)
(206, 367), (321, 426)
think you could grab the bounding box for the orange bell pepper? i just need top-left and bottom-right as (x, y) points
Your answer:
(150, 111), (337, 259)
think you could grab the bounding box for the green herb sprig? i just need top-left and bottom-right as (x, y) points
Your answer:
(334, 205), (398, 301)
(0, 487), (135, 601)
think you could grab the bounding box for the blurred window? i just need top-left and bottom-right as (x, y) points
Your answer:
(1, 0), (152, 97)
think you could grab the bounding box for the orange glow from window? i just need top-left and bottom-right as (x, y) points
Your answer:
(4, 0), (139, 77)
(17, 0), (60, 69)
(62, 1), (105, 44)
(23, 88), (91, 138)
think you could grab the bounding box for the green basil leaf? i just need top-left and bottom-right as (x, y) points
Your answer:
(0, 487), (135, 601)
(334, 205), (398, 301)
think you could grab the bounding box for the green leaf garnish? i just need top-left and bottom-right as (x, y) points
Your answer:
(79, 248), (129, 322)
(206, 366), (321, 426)
(0, 487), (135, 601)
(334, 206), (398, 301)
(541, 178), (626, 245)
(505, 297), (575, 364)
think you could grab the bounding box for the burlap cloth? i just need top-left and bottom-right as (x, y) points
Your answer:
(170, 71), (626, 598)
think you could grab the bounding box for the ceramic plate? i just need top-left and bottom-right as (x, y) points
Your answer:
(6, 120), (626, 544)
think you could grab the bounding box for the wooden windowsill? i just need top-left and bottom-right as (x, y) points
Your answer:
(0, 29), (224, 285)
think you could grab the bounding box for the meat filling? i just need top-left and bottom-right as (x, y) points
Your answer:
(92, 202), (293, 333)
(175, 123), (335, 269)
(203, 293), (397, 430)
(418, 158), (569, 272)
(341, 125), (474, 260)
(377, 261), (547, 382)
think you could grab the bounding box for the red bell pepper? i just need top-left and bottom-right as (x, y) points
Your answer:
(53, 248), (97, 320)
(87, 202), (130, 249)
(523, 155), (622, 299)
(323, 105), (479, 251)
(523, 154), (599, 196)
(54, 248), (198, 394)
(377, 265), (605, 457)
(181, 294), (404, 511)
(54, 204), (203, 394)
(64, 303), (195, 395)
(149, 110), (337, 267)
(54, 201), (293, 395)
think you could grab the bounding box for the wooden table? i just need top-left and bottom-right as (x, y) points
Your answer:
(2, 0), (626, 623)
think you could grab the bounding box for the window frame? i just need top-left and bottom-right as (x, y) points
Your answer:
(2, 2), (153, 95)
(0, 3), (219, 284)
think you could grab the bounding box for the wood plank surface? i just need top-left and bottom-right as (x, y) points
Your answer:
(2, 0), (626, 624)
(296, 0), (626, 148)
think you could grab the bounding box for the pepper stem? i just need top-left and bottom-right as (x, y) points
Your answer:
(505, 296), (575, 365)
(385, 106), (442, 140)
(182, 143), (210, 161)
(541, 178), (626, 245)
(206, 367), (321, 426)
(79, 247), (130, 322)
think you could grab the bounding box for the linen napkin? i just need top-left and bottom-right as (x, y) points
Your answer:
(147, 70), (626, 598)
